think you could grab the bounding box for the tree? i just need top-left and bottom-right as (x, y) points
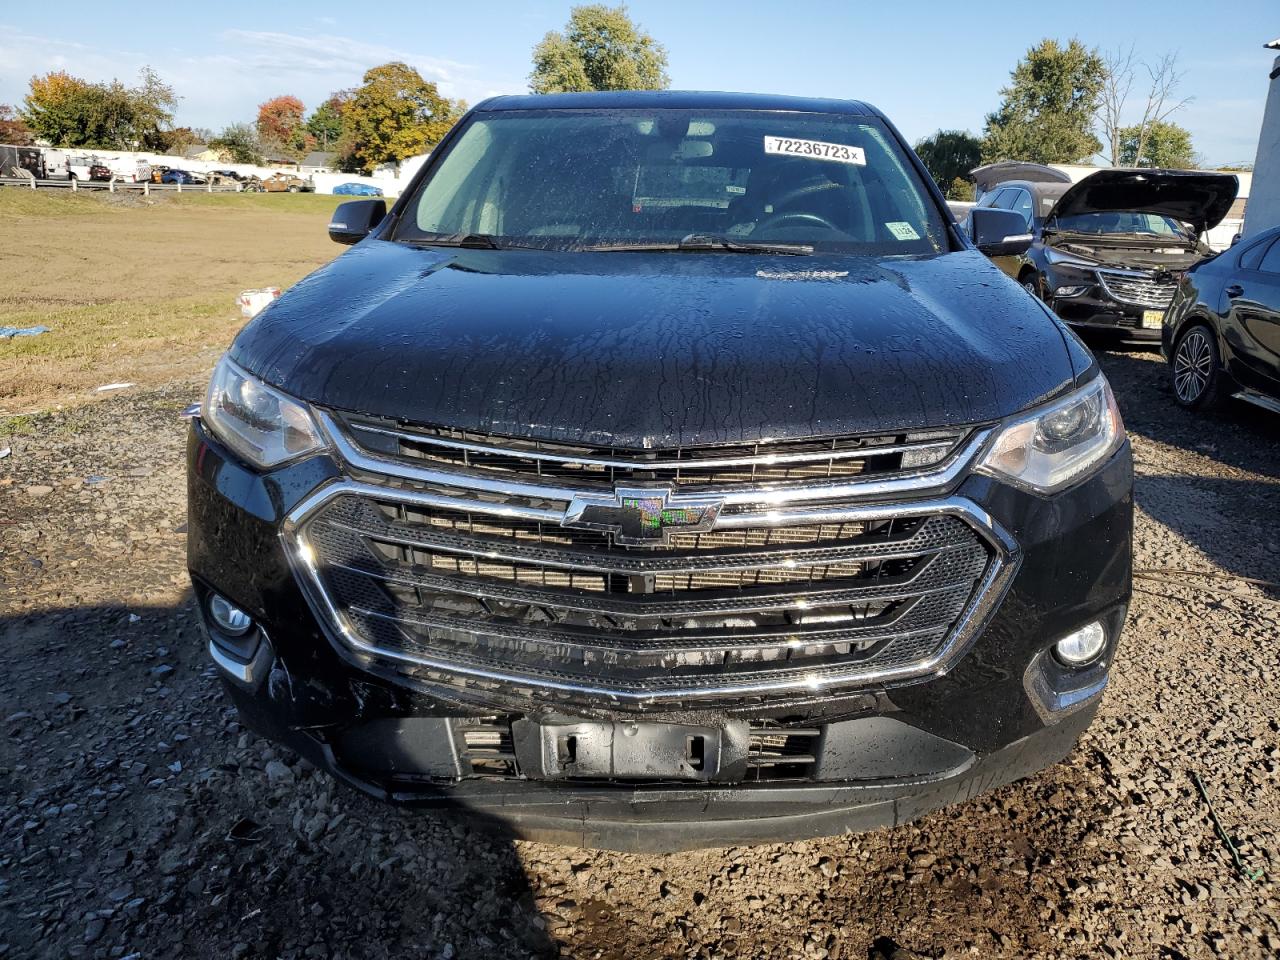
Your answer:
(257, 95), (310, 158)
(981, 39), (1105, 164)
(0, 104), (34, 144)
(339, 62), (464, 173)
(209, 123), (263, 164)
(914, 130), (982, 198)
(1117, 119), (1194, 168)
(131, 66), (179, 151)
(22, 71), (100, 146)
(529, 4), (669, 94)
(21, 67), (176, 149)
(1096, 47), (1193, 167)
(306, 91), (351, 150)
(151, 125), (201, 154)
(947, 177), (975, 202)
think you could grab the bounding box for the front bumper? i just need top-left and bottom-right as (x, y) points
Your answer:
(1050, 294), (1163, 341)
(1045, 267), (1172, 342)
(187, 419), (1133, 849)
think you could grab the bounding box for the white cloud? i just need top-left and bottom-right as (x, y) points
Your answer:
(0, 24), (526, 131)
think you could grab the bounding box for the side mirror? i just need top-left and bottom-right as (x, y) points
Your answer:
(969, 207), (1033, 257)
(329, 199), (387, 245)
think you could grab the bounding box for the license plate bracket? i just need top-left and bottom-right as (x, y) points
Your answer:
(511, 719), (749, 782)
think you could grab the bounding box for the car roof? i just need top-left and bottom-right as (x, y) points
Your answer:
(474, 90), (877, 118)
(988, 179), (1073, 200)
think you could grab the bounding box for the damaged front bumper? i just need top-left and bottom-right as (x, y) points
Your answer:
(187, 417), (1132, 850)
(1045, 263), (1177, 341)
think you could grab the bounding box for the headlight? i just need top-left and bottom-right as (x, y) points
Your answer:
(202, 355), (325, 468)
(977, 377), (1125, 493)
(1044, 247), (1097, 267)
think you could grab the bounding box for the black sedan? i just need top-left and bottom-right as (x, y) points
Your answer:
(1164, 224), (1280, 415)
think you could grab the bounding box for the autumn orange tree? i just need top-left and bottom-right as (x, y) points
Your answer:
(338, 63), (464, 173)
(0, 104), (33, 144)
(256, 94), (311, 159)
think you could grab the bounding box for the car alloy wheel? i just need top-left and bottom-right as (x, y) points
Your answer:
(1172, 327), (1214, 405)
(1022, 276), (1039, 299)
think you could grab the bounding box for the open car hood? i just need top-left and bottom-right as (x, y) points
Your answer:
(970, 161), (1072, 194)
(1046, 169), (1239, 232)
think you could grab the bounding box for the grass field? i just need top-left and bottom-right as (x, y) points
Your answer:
(0, 189), (347, 415)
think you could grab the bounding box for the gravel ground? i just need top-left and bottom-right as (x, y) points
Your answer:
(2, 349), (1278, 960)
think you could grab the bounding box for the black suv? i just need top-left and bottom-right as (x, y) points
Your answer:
(188, 92), (1133, 850)
(969, 163), (1237, 342)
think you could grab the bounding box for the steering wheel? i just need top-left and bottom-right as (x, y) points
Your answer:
(772, 179), (842, 209)
(756, 210), (839, 233)
(755, 180), (842, 233)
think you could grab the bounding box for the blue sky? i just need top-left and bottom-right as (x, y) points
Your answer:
(1, 1), (1271, 165)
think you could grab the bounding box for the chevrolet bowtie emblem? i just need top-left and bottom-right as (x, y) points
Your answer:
(562, 486), (722, 546)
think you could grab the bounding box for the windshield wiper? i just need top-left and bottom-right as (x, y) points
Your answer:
(583, 234), (813, 256)
(408, 233), (517, 250)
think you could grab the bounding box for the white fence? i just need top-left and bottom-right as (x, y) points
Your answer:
(0, 176), (243, 194)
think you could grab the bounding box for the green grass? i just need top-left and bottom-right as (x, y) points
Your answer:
(0, 186), (344, 412)
(0, 187), (124, 218)
(166, 191), (353, 214)
(1, 299), (227, 360)
(0, 186), (360, 219)
(1, 413), (37, 438)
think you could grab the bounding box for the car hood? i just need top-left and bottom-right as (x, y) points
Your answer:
(1047, 169), (1239, 232)
(230, 241), (1077, 448)
(971, 161), (1072, 194)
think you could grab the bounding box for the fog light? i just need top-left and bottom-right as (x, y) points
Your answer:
(208, 594), (253, 636)
(1053, 621), (1106, 666)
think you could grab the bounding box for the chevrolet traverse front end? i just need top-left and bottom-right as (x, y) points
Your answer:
(187, 92), (1132, 850)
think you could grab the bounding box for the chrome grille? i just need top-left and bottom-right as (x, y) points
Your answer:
(293, 481), (998, 705)
(339, 415), (967, 488)
(1096, 270), (1178, 308)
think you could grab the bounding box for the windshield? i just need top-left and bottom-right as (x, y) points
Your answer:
(394, 108), (947, 255)
(1053, 211), (1190, 238)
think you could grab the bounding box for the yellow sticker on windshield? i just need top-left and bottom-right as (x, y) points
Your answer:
(763, 136), (866, 165)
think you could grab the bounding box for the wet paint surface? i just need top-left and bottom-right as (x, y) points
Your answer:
(230, 241), (1076, 447)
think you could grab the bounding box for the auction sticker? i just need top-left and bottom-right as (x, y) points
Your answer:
(764, 136), (866, 165)
(885, 221), (921, 241)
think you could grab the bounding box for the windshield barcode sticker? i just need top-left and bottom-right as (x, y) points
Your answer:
(763, 136), (866, 165)
(885, 221), (920, 240)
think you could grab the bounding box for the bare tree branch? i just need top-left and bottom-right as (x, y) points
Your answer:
(1133, 53), (1193, 165)
(1097, 45), (1137, 165)
(1097, 48), (1194, 166)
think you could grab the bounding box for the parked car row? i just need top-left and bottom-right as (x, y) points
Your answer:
(964, 162), (1279, 418)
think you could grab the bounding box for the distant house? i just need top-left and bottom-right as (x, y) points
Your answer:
(184, 144), (225, 163)
(300, 151), (337, 175)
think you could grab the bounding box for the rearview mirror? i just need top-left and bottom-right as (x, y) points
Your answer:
(329, 199), (387, 245)
(969, 207), (1033, 257)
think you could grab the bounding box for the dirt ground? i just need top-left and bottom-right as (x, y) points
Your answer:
(1, 343), (1278, 959)
(0, 190), (342, 413)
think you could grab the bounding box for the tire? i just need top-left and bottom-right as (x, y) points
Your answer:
(1171, 323), (1225, 410)
(288, 185), (299, 193)
(1020, 273), (1040, 299)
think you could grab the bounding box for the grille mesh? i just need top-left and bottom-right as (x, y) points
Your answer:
(301, 489), (992, 704)
(1097, 270), (1178, 308)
